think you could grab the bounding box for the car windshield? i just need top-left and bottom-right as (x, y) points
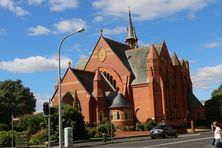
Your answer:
(153, 125), (165, 129)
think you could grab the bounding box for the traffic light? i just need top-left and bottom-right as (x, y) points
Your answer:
(50, 107), (55, 115)
(43, 102), (49, 116)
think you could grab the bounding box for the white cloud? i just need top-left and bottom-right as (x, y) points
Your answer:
(192, 64), (222, 89)
(103, 26), (125, 35)
(93, 16), (104, 23)
(0, 28), (7, 36)
(54, 19), (86, 33)
(27, 18), (86, 36)
(49, 0), (78, 12)
(0, 0), (29, 16)
(0, 55), (72, 73)
(34, 93), (51, 112)
(204, 38), (222, 49)
(27, 25), (51, 36)
(92, 0), (213, 20)
(27, 0), (44, 6)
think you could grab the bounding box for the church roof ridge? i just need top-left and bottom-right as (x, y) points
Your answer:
(103, 37), (130, 49)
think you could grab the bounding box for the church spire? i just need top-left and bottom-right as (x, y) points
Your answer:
(125, 7), (138, 49)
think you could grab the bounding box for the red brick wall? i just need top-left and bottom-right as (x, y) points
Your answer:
(84, 37), (130, 93)
(131, 84), (155, 122)
(52, 68), (91, 122)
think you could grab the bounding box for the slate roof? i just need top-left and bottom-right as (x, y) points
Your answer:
(103, 37), (133, 73)
(125, 44), (163, 85)
(71, 68), (95, 94)
(109, 92), (132, 109)
(106, 91), (118, 107)
(187, 92), (204, 109)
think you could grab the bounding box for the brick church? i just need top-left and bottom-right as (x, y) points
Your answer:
(52, 10), (205, 127)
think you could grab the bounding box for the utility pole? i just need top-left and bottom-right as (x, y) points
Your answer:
(110, 110), (113, 143)
(11, 114), (13, 148)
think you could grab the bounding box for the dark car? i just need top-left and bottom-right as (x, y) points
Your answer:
(150, 124), (178, 139)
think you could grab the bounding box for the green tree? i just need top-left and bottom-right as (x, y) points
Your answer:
(205, 84), (222, 125)
(0, 80), (36, 128)
(16, 113), (46, 135)
(50, 104), (88, 141)
(212, 84), (222, 97)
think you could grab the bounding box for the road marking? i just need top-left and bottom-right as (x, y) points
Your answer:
(179, 133), (200, 137)
(142, 137), (213, 147)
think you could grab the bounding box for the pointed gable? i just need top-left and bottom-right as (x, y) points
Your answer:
(181, 59), (186, 67)
(93, 69), (102, 81)
(147, 44), (158, 60)
(71, 68), (95, 94)
(84, 36), (133, 75)
(126, 44), (161, 85)
(171, 52), (181, 66)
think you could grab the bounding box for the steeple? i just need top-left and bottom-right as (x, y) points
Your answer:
(125, 7), (138, 49)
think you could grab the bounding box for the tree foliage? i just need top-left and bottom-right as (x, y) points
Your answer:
(0, 80), (36, 127)
(16, 113), (46, 135)
(211, 84), (222, 97)
(50, 104), (88, 141)
(205, 84), (222, 125)
(0, 131), (14, 147)
(95, 118), (115, 138)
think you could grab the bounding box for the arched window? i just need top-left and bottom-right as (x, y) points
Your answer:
(110, 76), (113, 85)
(117, 111), (120, 120)
(124, 112), (128, 120)
(102, 71), (118, 91)
(113, 80), (116, 89)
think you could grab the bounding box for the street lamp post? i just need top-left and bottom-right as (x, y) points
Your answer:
(57, 27), (85, 148)
(11, 114), (13, 148)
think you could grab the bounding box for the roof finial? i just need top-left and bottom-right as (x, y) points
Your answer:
(68, 61), (71, 68)
(100, 29), (103, 37)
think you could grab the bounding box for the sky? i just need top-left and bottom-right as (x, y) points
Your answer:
(0, 0), (222, 112)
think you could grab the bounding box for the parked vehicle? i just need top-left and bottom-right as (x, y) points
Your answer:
(150, 124), (178, 139)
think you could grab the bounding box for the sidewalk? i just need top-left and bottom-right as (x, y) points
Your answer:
(115, 131), (149, 138)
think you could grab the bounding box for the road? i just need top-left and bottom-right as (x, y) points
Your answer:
(74, 132), (213, 148)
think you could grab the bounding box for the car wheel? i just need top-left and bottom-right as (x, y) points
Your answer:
(162, 133), (167, 138)
(174, 133), (178, 138)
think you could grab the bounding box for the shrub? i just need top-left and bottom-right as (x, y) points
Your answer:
(128, 126), (135, 131)
(95, 119), (115, 138)
(0, 131), (14, 147)
(86, 126), (97, 138)
(136, 122), (144, 131)
(144, 120), (157, 131)
(0, 123), (10, 131)
(29, 129), (47, 145)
